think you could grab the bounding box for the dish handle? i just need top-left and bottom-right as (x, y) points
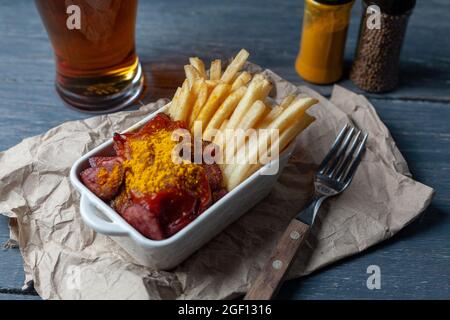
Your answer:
(80, 194), (128, 236)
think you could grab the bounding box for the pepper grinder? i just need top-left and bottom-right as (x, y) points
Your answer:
(350, 0), (416, 92)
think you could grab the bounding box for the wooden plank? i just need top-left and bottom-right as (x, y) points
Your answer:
(0, 294), (41, 300)
(0, 216), (30, 292)
(0, 217), (39, 300)
(0, 0), (448, 111)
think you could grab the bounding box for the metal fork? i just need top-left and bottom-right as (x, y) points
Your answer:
(245, 124), (368, 300)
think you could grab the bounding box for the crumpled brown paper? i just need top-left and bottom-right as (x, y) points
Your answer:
(0, 66), (434, 299)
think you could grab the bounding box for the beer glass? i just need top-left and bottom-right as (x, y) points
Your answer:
(35, 0), (143, 113)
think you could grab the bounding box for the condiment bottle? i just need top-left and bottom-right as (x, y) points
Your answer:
(295, 0), (355, 85)
(350, 0), (416, 92)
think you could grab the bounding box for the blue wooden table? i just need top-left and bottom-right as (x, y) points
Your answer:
(0, 0), (449, 300)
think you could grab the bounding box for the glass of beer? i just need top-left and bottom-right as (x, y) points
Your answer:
(35, 0), (144, 113)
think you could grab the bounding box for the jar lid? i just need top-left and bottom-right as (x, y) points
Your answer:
(313, 0), (354, 5)
(364, 0), (416, 15)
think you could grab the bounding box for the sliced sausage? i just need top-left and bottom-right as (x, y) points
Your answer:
(80, 158), (124, 201)
(122, 204), (165, 240)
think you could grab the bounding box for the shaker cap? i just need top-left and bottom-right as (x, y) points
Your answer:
(364, 0), (416, 15)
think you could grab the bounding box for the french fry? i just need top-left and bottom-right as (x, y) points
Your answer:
(187, 79), (205, 121)
(221, 49), (250, 84)
(219, 119), (229, 131)
(196, 83), (231, 130)
(257, 105), (284, 129)
(275, 113), (315, 153)
(184, 65), (201, 88)
(225, 139), (260, 190)
(173, 80), (193, 122)
(209, 59), (222, 81)
(226, 98), (317, 190)
(222, 158), (233, 180)
(205, 80), (219, 92)
(231, 71), (252, 91)
(226, 78), (271, 131)
(188, 80), (208, 128)
(266, 97), (318, 132)
(189, 57), (206, 78)
(257, 94), (301, 128)
(225, 127), (276, 190)
(223, 100), (267, 169)
(191, 78), (204, 96)
(203, 86), (247, 141)
(249, 73), (265, 84)
(236, 100), (267, 130)
(212, 119), (229, 163)
(212, 119), (229, 144)
(241, 113), (316, 185)
(222, 100), (266, 171)
(260, 79), (272, 99)
(217, 120), (230, 151)
(263, 101), (273, 113)
(279, 93), (296, 109)
(230, 71), (241, 84)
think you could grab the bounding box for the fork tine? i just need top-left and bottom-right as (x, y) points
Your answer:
(324, 126), (356, 176)
(339, 132), (368, 183)
(333, 130), (362, 179)
(319, 124), (349, 174)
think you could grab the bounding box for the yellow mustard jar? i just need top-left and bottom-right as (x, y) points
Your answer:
(295, 0), (354, 84)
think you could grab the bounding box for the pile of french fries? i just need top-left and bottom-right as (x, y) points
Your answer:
(167, 49), (318, 190)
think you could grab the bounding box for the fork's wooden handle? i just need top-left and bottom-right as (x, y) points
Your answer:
(244, 219), (310, 300)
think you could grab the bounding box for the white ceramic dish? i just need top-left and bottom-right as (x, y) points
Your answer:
(70, 104), (295, 270)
